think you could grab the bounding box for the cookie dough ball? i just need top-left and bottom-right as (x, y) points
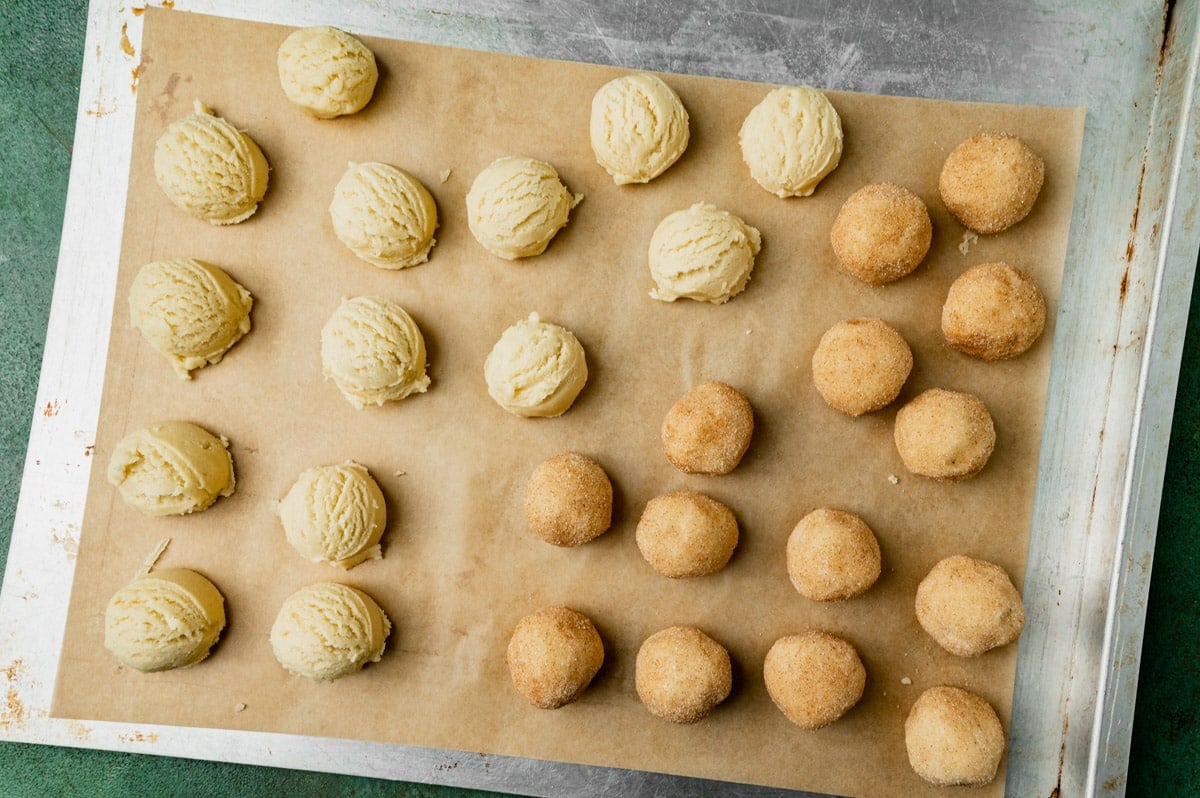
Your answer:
(466, 156), (581, 259)
(279, 461), (386, 569)
(647, 202), (761, 304)
(104, 568), (225, 672)
(661, 380), (754, 475)
(915, 555), (1025, 657)
(129, 258), (253, 379)
(905, 686), (1006, 786)
(636, 491), (738, 578)
(635, 626), (731, 723)
(320, 296), (430, 409)
(154, 100), (269, 225)
(107, 420), (234, 516)
(830, 183), (932, 284)
(942, 262), (1047, 360)
(484, 312), (587, 417)
(739, 86), (843, 198)
(506, 606), (604, 709)
(524, 452), (612, 546)
(270, 582), (391, 682)
(811, 318), (912, 416)
(329, 162), (438, 269)
(277, 26), (378, 119)
(939, 132), (1045, 234)
(893, 389), (995, 481)
(787, 508), (881, 601)
(763, 631), (865, 729)
(590, 73), (689, 185)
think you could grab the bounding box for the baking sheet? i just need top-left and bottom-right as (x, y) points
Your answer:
(48, 8), (1084, 796)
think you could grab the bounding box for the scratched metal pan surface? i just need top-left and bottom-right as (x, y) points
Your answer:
(3, 1), (1199, 796)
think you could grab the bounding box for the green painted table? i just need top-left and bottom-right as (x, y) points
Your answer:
(2, 2), (1197, 796)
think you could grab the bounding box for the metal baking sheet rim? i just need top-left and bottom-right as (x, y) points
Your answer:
(4, 2), (1199, 797)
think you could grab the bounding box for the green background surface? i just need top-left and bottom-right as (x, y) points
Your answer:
(1, 2), (1196, 796)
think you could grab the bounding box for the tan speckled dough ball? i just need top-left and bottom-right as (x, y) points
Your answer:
(905, 686), (1006, 786)
(635, 626), (732, 723)
(915, 555), (1025, 657)
(661, 381), (754, 475)
(939, 132), (1045, 234)
(787, 508), (881, 601)
(830, 183), (932, 284)
(636, 491), (738, 578)
(893, 388), (995, 480)
(763, 631), (865, 729)
(506, 606), (604, 709)
(811, 318), (913, 416)
(942, 262), (1047, 360)
(524, 452), (613, 547)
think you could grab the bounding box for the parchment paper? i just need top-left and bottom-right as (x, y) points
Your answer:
(52, 8), (1085, 796)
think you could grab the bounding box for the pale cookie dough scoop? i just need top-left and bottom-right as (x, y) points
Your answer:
(484, 312), (588, 417)
(279, 461), (386, 569)
(104, 568), (225, 672)
(129, 258), (252, 379)
(590, 73), (690, 184)
(329, 162), (438, 269)
(107, 420), (234, 516)
(648, 202), (761, 304)
(320, 296), (431, 409)
(466, 156), (581, 259)
(739, 85), (843, 198)
(270, 582), (391, 682)
(154, 100), (269, 225)
(277, 25), (378, 118)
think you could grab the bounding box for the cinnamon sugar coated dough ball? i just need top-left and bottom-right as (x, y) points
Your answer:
(524, 453), (612, 546)
(277, 26), (378, 119)
(915, 555), (1025, 657)
(939, 132), (1045, 234)
(636, 491), (738, 578)
(787, 508), (881, 601)
(942, 262), (1047, 360)
(154, 100), (269, 225)
(635, 626), (731, 723)
(661, 381), (754, 475)
(893, 389), (995, 480)
(590, 73), (689, 184)
(811, 318), (912, 416)
(830, 183), (932, 284)
(763, 631), (865, 729)
(905, 686), (1006, 786)
(506, 606), (604, 709)
(739, 85), (843, 197)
